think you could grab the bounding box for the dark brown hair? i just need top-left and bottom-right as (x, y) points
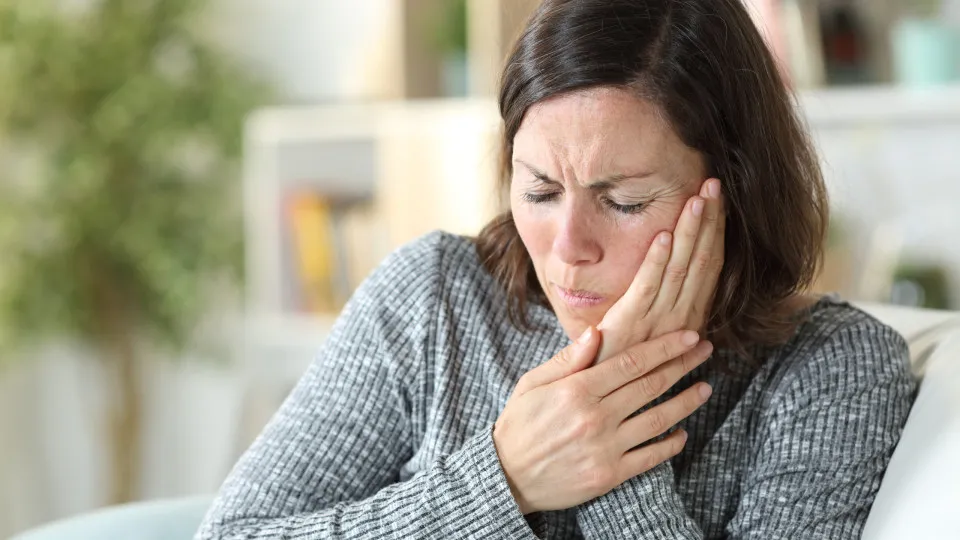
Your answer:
(475, 0), (829, 355)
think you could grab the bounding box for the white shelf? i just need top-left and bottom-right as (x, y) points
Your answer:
(241, 312), (338, 381)
(243, 98), (500, 317)
(799, 83), (960, 126)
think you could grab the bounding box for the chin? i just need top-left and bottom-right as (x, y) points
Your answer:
(564, 323), (590, 342)
(552, 302), (605, 341)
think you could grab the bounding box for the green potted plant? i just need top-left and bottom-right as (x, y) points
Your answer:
(0, 0), (267, 504)
(431, 0), (469, 96)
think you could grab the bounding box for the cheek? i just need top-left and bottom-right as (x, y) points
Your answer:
(606, 206), (684, 289)
(607, 220), (656, 285)
(511, 200), (550, 267)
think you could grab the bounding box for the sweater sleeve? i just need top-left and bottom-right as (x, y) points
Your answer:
(195, 233), (538, 539)
(575, 318), (915, 539)
(725, 319), (915, 538)
(575, 462), (704, 538)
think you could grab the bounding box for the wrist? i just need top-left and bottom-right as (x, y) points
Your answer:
(493, 424), (535, 514)
(507, 479), (534, 515)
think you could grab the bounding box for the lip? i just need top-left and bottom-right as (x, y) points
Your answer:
(553, 283), (605, 308)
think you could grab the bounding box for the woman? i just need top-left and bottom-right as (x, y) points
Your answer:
(198, 0), (914, 538)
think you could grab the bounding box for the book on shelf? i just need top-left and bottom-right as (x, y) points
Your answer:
(286, 192), (339, 314)
(283, 190), (388, 315)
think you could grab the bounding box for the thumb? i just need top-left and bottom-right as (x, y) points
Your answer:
(515, 326), (600, 395)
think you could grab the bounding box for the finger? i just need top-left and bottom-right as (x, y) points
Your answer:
(595, 231), (673, 362)
(581, 329), (700, 398)
(616, 383), (711, 452)
(514, 326), (600, 395)
(675, 179), (722, 316)
(621, 231), (674, 315)
(693, 187), (726, 322)
(653, 194), (704, 311)
(616, 429), (687, 483)
(603, 339), (714, 417)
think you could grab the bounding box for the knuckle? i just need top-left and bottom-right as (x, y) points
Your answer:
(694, 253), (712, 273)
(553, 348), (572, 366)
(665, 266), (687, 283)
(618, 348), (649, 378)
(635, 449), (660, 473)
(637, 282), (658, 298)
(646, 410), (668, 435)
(658, 340), (671, 362)
(570, 411), (602, 438)
(584, 461), (616, 492)
(555, 383), (582, 407)
(639, 372), (666, 397)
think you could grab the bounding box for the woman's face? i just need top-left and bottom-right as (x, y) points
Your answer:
(511, 87), (707, 340)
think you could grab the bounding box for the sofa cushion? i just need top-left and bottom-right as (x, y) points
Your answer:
(861, 329), (960, 539)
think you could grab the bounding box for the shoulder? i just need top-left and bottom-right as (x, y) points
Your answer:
(764, 296), (915, 409)
(327, 231), (483, 363)
(367, 230), (449, 286)
(343, 231), (444, 319)
(367, 229), (494, 289)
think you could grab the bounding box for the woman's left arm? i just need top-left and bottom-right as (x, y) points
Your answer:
(724, 319), (915, 538)
(575, 318), (916, 539)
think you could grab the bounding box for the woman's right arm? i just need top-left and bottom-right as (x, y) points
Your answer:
(196, 234), (538, 539)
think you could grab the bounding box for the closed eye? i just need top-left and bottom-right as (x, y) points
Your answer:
(522, 191), (646, 215)
(603, 199), (646, 214)
(521, 191), (560, 204)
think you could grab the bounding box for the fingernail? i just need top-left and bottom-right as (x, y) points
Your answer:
(699, 384), (713, 399)
(692, 199), (705, 217)
(708, 180), (721, 199)
(679, 430), (688, 443)
(681, 331), (699, 346)
(658, 232), (671, 245)
(578, 326), (594, 345)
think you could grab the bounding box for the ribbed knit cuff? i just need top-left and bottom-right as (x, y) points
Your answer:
(457, 422), (544, 539)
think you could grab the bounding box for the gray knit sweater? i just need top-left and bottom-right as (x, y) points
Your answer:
(197, 231), (916, 539)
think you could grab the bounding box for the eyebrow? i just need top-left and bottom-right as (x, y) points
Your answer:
(514, 159), (657, 190)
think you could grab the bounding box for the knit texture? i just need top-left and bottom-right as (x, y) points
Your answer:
(197, 231), (916, 539)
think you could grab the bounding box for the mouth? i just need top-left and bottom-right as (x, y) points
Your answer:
(553, 283), (605, 308)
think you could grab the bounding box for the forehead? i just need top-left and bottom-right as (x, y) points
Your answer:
(514, 87), (699, 175)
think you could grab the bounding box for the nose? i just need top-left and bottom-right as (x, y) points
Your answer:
(552, 200), (602, 266)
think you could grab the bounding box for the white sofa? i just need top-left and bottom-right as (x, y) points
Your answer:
(859, 302), (960, 540)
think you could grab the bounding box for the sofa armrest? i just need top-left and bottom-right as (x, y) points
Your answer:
(862, 331), (960, 540)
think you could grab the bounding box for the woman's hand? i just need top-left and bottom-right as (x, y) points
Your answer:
(493, 328), (714, 514)
(493, 179), (723, 515)
(596, 178), (725, 362)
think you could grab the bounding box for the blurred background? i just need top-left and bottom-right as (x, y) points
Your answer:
(1, 0), (959, 536)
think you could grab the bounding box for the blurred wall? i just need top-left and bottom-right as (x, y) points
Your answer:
(206, 0), (405, 102)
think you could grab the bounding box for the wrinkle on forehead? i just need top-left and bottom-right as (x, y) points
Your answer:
(518, 87), (703, 190)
